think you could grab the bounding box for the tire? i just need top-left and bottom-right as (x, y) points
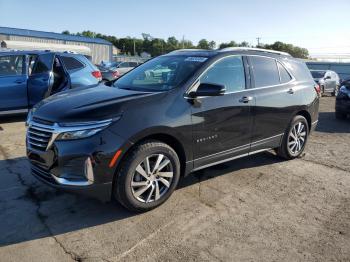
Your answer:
(335, 111), (347, 120)
(332, 86), (339, 96)
(114, 140), (180, 212)
(321, 86), (325, 96)
(276, 115), (309, 160)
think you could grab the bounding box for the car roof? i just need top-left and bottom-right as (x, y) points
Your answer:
(165, 48), (293, 59)
(0, 49), (84, 56)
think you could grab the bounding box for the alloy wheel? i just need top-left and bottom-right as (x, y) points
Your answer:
(288, 122), (307, 155)
(131, 154), (173, 203)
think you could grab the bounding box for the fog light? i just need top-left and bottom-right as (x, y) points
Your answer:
(85, 157), (94, 182)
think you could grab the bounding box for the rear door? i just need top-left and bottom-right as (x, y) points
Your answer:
(0, 54), (28, 112)
(248, 55), (300, 152)
(27, 53), (54, 107)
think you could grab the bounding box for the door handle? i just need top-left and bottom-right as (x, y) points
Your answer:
(287, 88), (295, 94)
(239, 96), (253, 103)
(15, 79), (25, 84)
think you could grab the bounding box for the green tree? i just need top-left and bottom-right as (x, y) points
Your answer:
(197, 39), (210, 49)
(219, 41), (238, 49)
(263, 41), (309, 59)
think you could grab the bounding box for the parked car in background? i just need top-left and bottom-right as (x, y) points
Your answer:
(335, 78), (350, 119)
(0, 50), (101, 115)
(310, 70), (340, 96)
(113, 61), (140, 76)
(96, 65), (120, 82)
(26, 48), (319, 211)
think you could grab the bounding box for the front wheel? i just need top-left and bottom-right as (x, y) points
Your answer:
(276, 115), (309, 160)
(114, 140), (180, 212)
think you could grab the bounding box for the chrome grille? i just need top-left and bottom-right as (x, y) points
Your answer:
(27, 122), (54, 151)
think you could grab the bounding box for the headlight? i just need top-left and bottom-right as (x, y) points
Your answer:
(55, 117), (120, 140)
(56, 128), (104, 140)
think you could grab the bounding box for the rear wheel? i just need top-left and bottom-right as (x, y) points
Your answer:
(276, 115), (309, 160)
(114, 140), (180, 212)
(332, 85), (339, 96)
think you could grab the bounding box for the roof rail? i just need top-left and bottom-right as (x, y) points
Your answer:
(219, 47), (291, 57)
(169, 49), (208, 53)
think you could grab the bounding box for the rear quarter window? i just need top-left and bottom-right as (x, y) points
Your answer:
(277, 62), (292, 83)
(60, 56), (85, 71)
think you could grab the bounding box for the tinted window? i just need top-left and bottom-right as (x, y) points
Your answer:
(250, 56), (280, 87)
(200, 56), (245, 93)
(0, 55), (25, 76)
(32, 54), (54, 74)
(277, 62), (292, 83)
(129, 62), (138, 67)
(60, 56), (84, 71)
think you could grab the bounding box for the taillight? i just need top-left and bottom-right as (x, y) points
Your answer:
(314, 84), (321, 94)
(91, 71), (102, 80)
(112, 70), (120, 78)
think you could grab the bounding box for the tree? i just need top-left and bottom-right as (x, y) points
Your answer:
(62, 30), (70, 35)
(208, 41), (216, 50)
(219, 41), (238, 49)
(262, 41), (309, 59)
(197, 39), (210, 49)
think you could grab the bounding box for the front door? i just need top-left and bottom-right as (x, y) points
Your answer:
(27, 53), (54, 107)
(0, 54), (28, 112)
(191, 55), (254, 169)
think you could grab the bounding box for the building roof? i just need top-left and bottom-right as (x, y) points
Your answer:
(0, 27), (112, 45)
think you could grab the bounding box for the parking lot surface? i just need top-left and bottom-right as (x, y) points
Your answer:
(0, 97), (349, 262)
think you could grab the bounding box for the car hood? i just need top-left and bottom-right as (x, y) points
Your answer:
(32, 85), (162, 123)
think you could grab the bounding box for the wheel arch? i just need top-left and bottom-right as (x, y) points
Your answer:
(111, 130), (188, 199)
(295, 110), (312, 130)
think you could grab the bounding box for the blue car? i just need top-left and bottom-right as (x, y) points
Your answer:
(0, 50), (102, 115)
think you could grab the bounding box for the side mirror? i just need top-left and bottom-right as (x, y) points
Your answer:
(188, 83), (226, 98)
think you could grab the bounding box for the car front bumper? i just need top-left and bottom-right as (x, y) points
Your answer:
(26, 126), (131, 202)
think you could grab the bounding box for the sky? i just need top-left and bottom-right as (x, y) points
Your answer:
(1, 0), (349, 56)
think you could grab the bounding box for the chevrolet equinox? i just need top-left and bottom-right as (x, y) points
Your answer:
(26, 48), (319, 211)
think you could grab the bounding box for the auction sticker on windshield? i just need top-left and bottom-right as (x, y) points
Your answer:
(184, 57), (208, 62)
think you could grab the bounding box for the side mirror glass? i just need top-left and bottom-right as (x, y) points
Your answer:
(188, 83), (226, 98)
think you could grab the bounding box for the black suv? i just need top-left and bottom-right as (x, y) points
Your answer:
(26, 48), (319, 211)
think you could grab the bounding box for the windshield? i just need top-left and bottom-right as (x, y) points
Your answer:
(113, 55), (208, 91)
(311, 71), (326, 78)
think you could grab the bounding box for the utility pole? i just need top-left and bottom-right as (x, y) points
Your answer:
(133, 39), (136, 56)
(256, 37), (261, 47)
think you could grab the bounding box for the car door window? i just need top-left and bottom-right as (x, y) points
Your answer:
(199, 56), (246, 93)
(32, 53), (54, 74)
(277, 62), (292, 83)
(0, 55), (25, 76)
(60, 56), (85, 71)
(250, 56), (280, 88)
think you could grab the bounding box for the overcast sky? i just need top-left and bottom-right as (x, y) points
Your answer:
(1, 0), (349, 55)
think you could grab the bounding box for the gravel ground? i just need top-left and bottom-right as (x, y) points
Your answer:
(0, 97), (349, 262)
